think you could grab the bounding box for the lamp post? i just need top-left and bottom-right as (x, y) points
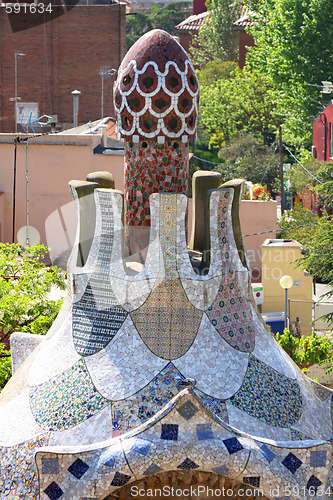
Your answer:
(14, 52), (26, 133)
(279, 275), (293, 330)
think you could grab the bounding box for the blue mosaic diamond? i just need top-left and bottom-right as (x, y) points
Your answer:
(310, 450), (327, 467)
(177, 457), (199, 469)
(177, 400), (198, 420)
(44, 482), (63, 500)
(243, 476), (260, 487)
(131, 438), (152, 456)
(161, 424), (178, 441)
(282, 453), (302, 474)
(307, 475), (322, 492)
(144, 463), (163, 476)
(212, 465), (229, 475)
(260, 444), (275, 463)
(196, 424), (214, 440)
(68, 458), (89, 479)
(100, 450), (116, 467)
(223, 437), (243, 455)
(42, 458), (59, 474)
(111, 471), (131, 486)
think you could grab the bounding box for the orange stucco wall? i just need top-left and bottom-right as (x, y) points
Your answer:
(0, 134), (124, 256)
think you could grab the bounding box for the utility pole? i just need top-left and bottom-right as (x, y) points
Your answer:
(279, 126), (285, 215)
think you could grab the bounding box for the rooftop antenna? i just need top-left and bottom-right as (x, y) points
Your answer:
(98, 67), (117, 120)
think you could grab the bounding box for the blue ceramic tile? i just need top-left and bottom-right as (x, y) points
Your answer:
(177, 400), (198, 420)
(310, 450), (327, 467)
(100, 450), (116, 467)
(196, 424), (214, 440)
(42, 458), (59, 474)
(144, 463), (163, 475)
(161, 423), (178, 441)
(281, 453), (302, 474)
(212, 465), (229, 475)
(260, 444), (275, 463)
(223, 437), (243, 455)
(44, 482), (63, 500)
(68, 458), (89, 479)
(177, 457), (199, 469)
(243, 476), (260, 487)
(307, 475), (322, 492)
(111, 471), (131, 486)
(131, 438), (152, 456)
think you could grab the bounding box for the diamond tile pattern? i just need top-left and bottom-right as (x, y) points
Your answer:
(144, 463), (163, 475)
(177, 400), (198, 420)
(68, 458), (89, 479)
(281, 453), (302, 474)
(177, 457), (199, 469)
(310, 450), (327, 467)
(100, 450), (116, 467)
(223, 437), (244, 455)
(260, 444), (275, 463)
(307, 475), (322, 492)
(111, 471), (132, 486)
(243, 476), (260, 487)
(212, 465), (229, 475)
(161, 423), (178, 441)
(44, 482), (64, 500)
(196, 423), (214, 440)
(131, 438), (152, 456)
(42, 458), (59, 474)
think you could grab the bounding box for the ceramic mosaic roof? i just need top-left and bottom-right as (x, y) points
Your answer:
(0, 29), (332, 500)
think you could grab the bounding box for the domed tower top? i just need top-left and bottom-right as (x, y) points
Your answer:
(114, 29), (199, 141)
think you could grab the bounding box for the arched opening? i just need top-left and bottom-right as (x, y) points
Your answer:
(104, 470), (269, 499)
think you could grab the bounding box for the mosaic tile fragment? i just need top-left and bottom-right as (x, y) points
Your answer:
(131, 277), (202, 359)
(68, 458), (89, 479)
(111, 471), (132, 486)
(30, 359), (108, 431)
(44, 482), (63, 500)
(177, 457), (199, 469)
(223, 437), (243, 455)
(144, 463), (163, 475)
(196, 423), (214, 440)
(0, 434), (49, 498)
(230, 355), (302, 427)
(177, 400), (198, 420)
(42, 458), (60, 474)
(310, 450), (327, 467)
(73, 191), (127, 356)
(281, 453), (302, 474)
(161, 423), (178, 440)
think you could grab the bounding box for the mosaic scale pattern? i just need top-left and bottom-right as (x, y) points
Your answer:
(0, 29), (332, 500)
(72, 190), (127, 356)
(30, 359), (109, 431)
(230, 355), (302, 427)
(0, 435), (49, 499)
(206, 191), (255, 352)
(131, 194), (203, 359)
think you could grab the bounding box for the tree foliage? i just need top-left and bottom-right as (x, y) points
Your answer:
(0, 244), (65, 341)
(248, 0), (333, 147)
(189, 0), (242, 67)
(126, 2), (191, 50)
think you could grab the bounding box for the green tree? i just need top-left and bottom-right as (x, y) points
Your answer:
(126, 2), (191, 51)
(248, 0), (333, 148)
(189, 0), (242, 67)
(0, 244), (65, 341)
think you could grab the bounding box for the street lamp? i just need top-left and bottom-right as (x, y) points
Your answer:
(279, 275), (293, 331)
(14, 52), (26, 133)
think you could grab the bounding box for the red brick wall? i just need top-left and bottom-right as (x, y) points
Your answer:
(238, 30), (254, 69)
(0, 4), (126, 132)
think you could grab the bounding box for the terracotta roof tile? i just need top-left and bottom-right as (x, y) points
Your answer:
(175, 11), (210, 32)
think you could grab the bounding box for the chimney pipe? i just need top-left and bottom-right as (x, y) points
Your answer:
(71, 90), (81, 128)
(101, 124), (107, 148)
